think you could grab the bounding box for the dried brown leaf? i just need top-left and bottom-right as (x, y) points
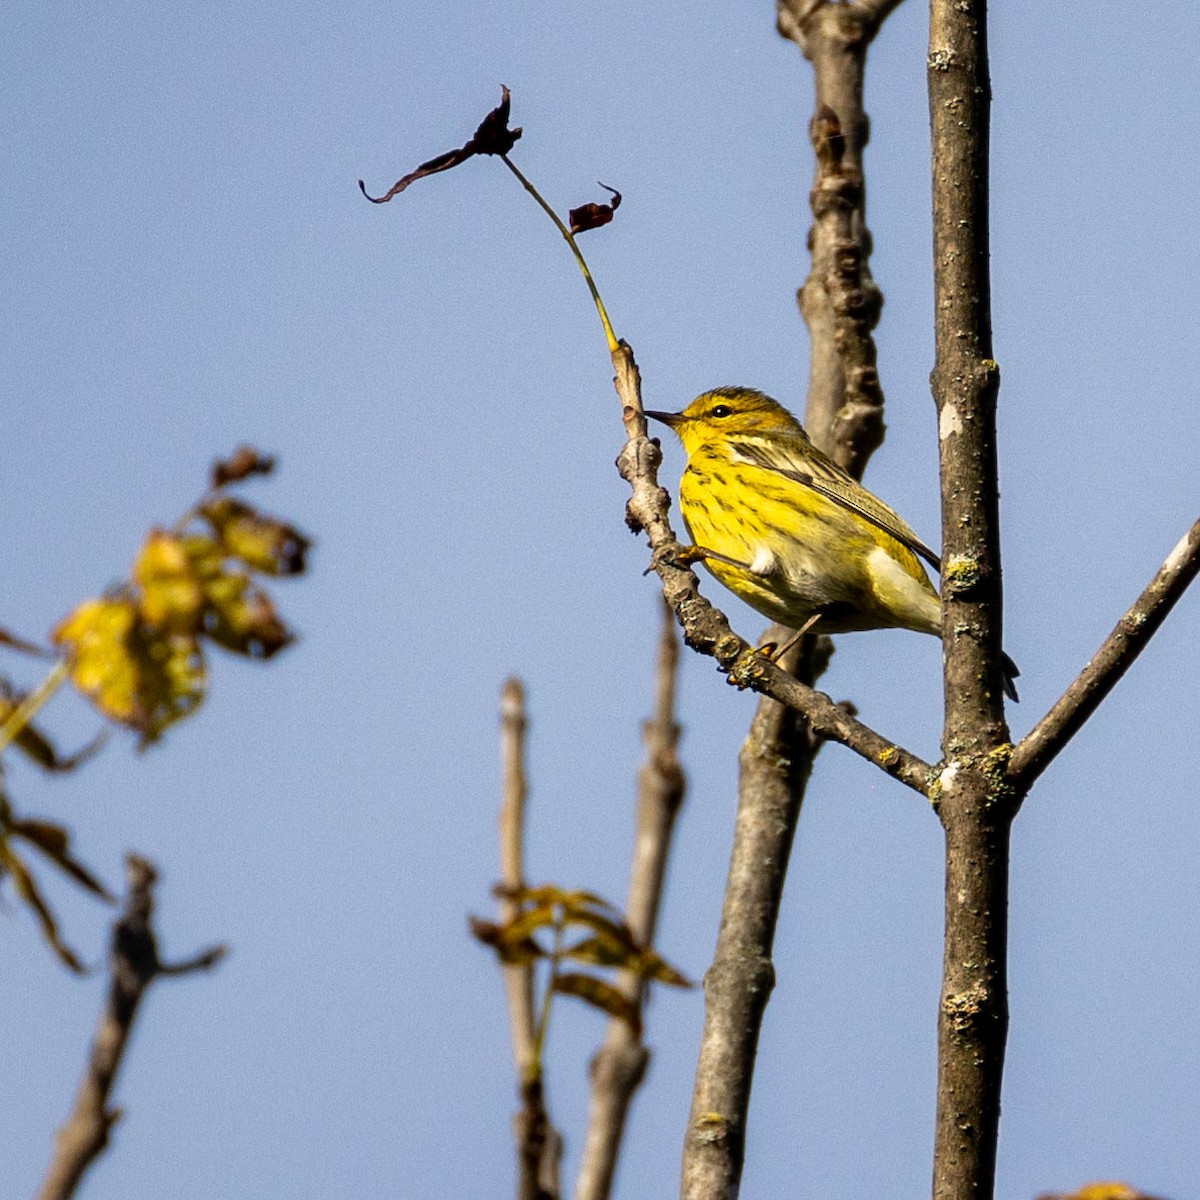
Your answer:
(202, 577), (292, 659)
(9, 818), (115, 900)
(563, 929), (691, 987)
(563, 931), (635, 969)
(358, 86), (523, 203)
(569, 183), (622, 234)
(468, 915), (542, 965)
(634, 947), (693, 988)
(560, 905), (637, 946)
(0, 842), (86, 972)
(211, 446), (276, 488)
(499, 902), (557, 944)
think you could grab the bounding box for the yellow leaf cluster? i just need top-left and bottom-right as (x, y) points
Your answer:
(51, 495), (307, 745)
(53, 597), (205, 747)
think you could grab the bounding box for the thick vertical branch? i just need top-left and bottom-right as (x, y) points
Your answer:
(576, 600), (685, 1200)
(680, 5), (905, 1198)
(38, 855), (225, 1200)
(928, 0), (1007, 737)
(782, 0), (890, 472)
(497, 679), (563, 1200)
(679, 642), (825, 1200)
(928, 4), (1014, 1200)
(932, 776), (1012, 1200)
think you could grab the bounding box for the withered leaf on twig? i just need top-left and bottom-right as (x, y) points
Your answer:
(569, 183), (622, 234)
(472, 880), (692, 991)
(0, 626), (51, 657)
(6, 816), (114, 901)
(0, 843), (86, 972)
(211, 446), (276, 489)
(359, 85), (524, 204)
(201, 498), (311, 576)
(552, 972), (642, 1037)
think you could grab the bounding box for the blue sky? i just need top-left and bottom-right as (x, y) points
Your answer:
(3, 3), (1197, 1198)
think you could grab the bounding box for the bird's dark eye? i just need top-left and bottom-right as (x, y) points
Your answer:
(710, 404), (733, 418)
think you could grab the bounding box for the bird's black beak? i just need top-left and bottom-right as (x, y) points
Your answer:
(644, 410), (682, 428)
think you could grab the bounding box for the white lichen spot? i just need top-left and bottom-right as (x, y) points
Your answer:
(1162, 528), (1195, 577)
(940, 403), (963, 441)
(939, 761), (960, 791)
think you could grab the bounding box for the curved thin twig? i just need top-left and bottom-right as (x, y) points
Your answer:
(496, 679), (563, 1200)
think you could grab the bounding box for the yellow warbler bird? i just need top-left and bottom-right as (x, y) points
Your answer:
(646, 387), (1018, 701)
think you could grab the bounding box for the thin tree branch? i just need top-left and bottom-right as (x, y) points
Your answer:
(497, 678), (563, 1200)
(678, 4), (909, 1196)
(927, 4), (1012, 1200)
(575, 600), (686, 1200)
(1009, 518), (1200, 791)
(499, 677), (537, 1072)
(37, 855), (226, 1200)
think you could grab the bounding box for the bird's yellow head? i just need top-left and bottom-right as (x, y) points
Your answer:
(645, 387), (808, 455)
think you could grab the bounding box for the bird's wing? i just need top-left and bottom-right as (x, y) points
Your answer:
(729, 437), (942, 571)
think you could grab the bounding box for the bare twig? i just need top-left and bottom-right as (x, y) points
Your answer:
(37, 855), (226, 1200)
(497, 679), (563, 1200)
(575, 600), (685, 1200)
(927, 4), (1012, 1200)
(1009, 518), (1200, 790)
(499, 678), (537, 1073)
